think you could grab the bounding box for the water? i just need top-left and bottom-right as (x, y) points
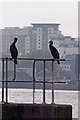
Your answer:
(0, 89), (78, 118)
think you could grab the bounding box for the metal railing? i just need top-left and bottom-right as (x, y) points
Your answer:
(0, 57), (66, 103)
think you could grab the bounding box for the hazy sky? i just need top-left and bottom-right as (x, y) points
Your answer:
(0, 1), (78, 38)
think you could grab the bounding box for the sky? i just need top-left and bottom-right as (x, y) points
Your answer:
(0, 0), (78, 38)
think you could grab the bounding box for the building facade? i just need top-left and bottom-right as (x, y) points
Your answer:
(31, 23), (62, 51)
(0, 23), (78, 57)
(0, 27), (32, 56)
(0, 23), (78, 75)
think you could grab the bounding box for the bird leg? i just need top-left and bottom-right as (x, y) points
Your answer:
(10, 58), (14, 62)
(10, 58), (16, 81)
(13, 63), (16, 81)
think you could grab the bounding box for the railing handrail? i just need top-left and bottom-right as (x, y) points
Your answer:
(1, 57), (66, 103)
(0, 57), (66, 61)
(0, 80), (66, 83)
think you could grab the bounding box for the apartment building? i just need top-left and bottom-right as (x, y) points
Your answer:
(31, 23), (62, 51)
(0, 27), (32, 57)
(0, 23), (78, 59)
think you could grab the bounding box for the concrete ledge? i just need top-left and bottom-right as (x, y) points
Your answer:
(0, 102), (72, 120)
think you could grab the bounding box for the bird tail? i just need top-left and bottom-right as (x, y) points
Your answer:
(14, 59), (17, 64)
(57, 60), (60, 64)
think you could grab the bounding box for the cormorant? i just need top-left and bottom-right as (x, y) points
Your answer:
(49, 40), (60, 64)
(10, 37), (18, 64)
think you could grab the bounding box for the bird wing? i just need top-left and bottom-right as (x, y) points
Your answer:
(50, 46), (59, 59)
(10, 45), (18, 59)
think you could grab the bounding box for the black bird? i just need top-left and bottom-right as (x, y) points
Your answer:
(10, 37), (18, 64)
(49, 40), (60, 64)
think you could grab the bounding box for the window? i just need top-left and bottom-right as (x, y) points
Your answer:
(37, 28), (42, 32)
(48, 28), (53, 31)
(37, 28), (41, 31)
(38, 36), (40, 38)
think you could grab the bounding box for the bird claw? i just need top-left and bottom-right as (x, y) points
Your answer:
(13, 78), (15, 81)
(10, 58), (14, 62)
(10, 58), (12, 60)
(52, 58), (55, 61)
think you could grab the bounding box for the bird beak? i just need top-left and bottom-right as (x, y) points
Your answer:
(49, 41), (51, 44)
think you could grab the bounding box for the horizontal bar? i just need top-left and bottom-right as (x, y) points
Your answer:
(0, 80), (66, 84)
(0, 57), (66, 61)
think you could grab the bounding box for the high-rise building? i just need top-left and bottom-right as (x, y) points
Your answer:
(31, 23), (61, 51)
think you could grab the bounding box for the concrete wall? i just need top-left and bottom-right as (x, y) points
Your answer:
(0, 103), (72, 120)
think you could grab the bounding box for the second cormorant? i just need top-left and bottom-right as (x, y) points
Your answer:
(49, 40), (60, 64)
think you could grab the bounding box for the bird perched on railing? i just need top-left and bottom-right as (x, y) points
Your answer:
(49, 40), (60, 64)
(10, 37), (18, 64)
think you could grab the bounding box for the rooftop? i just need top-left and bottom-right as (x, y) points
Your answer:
(31, 23), (60, 25)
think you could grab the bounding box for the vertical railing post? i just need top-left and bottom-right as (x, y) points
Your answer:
(13, 63), (16, 81)
(52, 60), (54, 103)
(2, 58), (4, 102)
(5, 57), (8, 103)
(43, 60), (46, 103)
(33, 60), (35, 103)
